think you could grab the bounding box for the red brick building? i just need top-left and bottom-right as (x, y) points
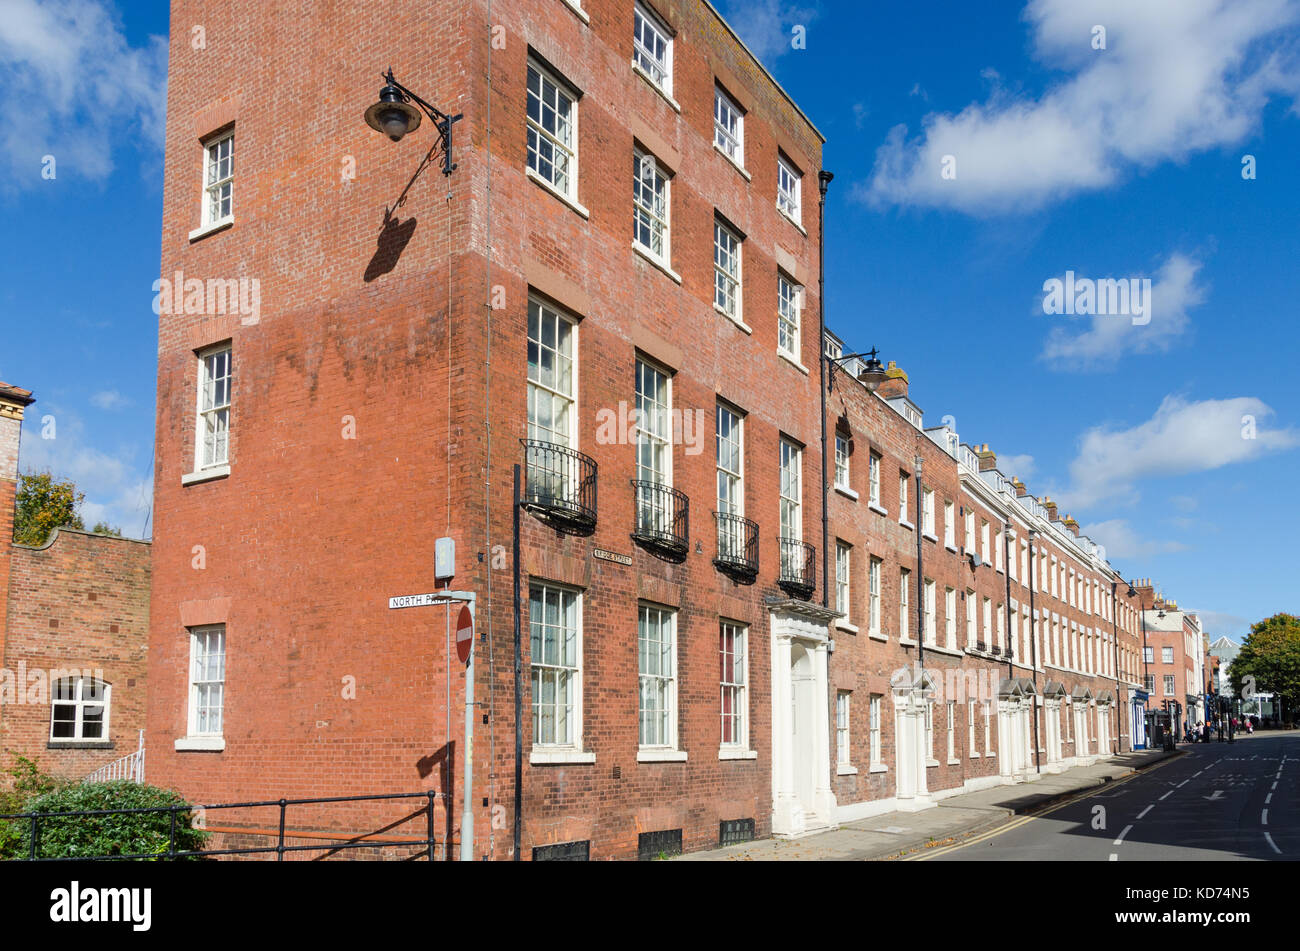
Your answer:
(821, 338), (1150, 818)
(149, 0), (831, 858)
(0, 383), (151, 785)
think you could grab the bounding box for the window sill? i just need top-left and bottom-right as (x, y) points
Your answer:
(922, 531), (938, 543)
(47, 740), (114, 750)
(970, 752), (981, 759)
(778, 207), (806, 236)
(719, 747), (758, 761)
(530, 748), (596, 765)
(189, 217), (234, 243)
(182, 465), (230, 486)
(560, 0), (590, 24)
(925, 644), (965, 659)
(900, 520), (915, 532)
(631, 241), (682, 283)
(778, 350), (810, 375)
(631, 62), (681, 112)
(637, 748), (688, 763)
(925, 759), (940, 768)
(834, 485), (859, 501)
(835, 620), (859, 634)
(868, 502), (888, 517)
(945, 543), (958, 553)
(714, 303), (753, 334)
(947, 757), (961, 766)
(985, 752), (996, 759)
(869, 763), (888, 774)
(868, 632), (887, 643)
(836, 764), (859, 776)
(175, 736), (225, 752)
(526, 167), (590, 219)
(713, 143), (752, 181)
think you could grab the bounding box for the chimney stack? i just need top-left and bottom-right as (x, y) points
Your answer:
(976, 443), (997, 471)
(874, 361), (910, 399)
(1043, 497), (1058, 521)
(1011, 477), (1027, 498)
(0, 382), (36, 690)
(1063, 514), (1080, 537)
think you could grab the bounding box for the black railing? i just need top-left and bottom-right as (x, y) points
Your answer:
(777, 537), (816, 599)
(0, 789), (443, 861)
(713, 512), (758, 581)
(521, 439), (597, 534)
(631, 480), (689, 559)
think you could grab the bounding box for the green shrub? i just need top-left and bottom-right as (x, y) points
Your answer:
(0, 756), (70, 859)
(20, 781), (210, 860)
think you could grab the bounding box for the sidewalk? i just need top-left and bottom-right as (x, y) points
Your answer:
(680, 748), (1180, 861)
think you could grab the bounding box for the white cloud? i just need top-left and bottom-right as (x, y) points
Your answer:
(861, 0), (1300, 214)
(998, 452), (1036, 481)
(1041, 253), (1206, 366)
(1188, 610), (1251, 638)
(1079, 518), (1188, 559)
(90, 389), (130, 411)
(1060, 394), (1300, 509)
(17, 409), (152, 538)
(0, 0), (167, 188)
(718, 0), (819, 62)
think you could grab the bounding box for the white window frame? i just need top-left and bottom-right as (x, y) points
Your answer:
(922, 487), (935, 536)
(836, 691), (851, 767)
(899, 568), (911, 640)
(633, 149), (671, 266)
(834, 435), (850, 490)
(530, 583), (584, 754)
(981, 519), (990, 563)
(898, 472), (909, 523)
(924, 578), (937, 646)
(943, 500), (955, 547)
(1163, 674), (1176, 696)
(947, 701), (957, 762)
(527, 59), (580, 206)
(719, 620), (749, 752)
(779, 437), (802, 543)
(945, 587), (957, 650)
(869, 695), (883, 767)
(195, 343), (232, 473)
(982, 596), (992, 647)
(966, 589), (977, 649)
(713, 84), (744, 165)
(1162, 646), (1174, 664)
(983, 701), (993, 756)
(964, 510), (975, 551)
(200, 129), (234, 229)
(835, 541), (852, 621)
(868, 556), (882, 636)
(186, 625), (226, 739)
(777, 152), (801, 225)
(49, 677), (110, 742)
(868, 451), (882, 506)
(638, 603), (680, 756)
(716, 401), (744, 518)
(632, 1), (673, 97)
(777, 274), (801, 362)
(713, 217), (743, 321)
(527, 296), (578, 449)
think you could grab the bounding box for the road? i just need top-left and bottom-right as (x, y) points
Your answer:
(925, 731), (1297, 861)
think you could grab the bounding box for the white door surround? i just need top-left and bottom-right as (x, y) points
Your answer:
(890, 664), (937, 813)
(769, 599), (839, 837)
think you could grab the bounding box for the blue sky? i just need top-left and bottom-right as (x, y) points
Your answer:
(3, 0), (1298, 640)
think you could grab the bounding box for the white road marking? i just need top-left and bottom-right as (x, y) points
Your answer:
(1266, 793), (1273, 804)
(1264, 833), (1281, 855)
(1109, 853), (1118, 861)
(1159, 790), (1173, 801)
(1177, 780), (1188, 787)
(1114, 824), (1133, 845)
(1261, 809), (1269, 825)
(1137, 804), (1154, 819)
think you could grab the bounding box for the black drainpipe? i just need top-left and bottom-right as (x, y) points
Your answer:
(1028, 529), (1041, 773)
(512, 464), (523, 860)
(817, 170), (833, 609)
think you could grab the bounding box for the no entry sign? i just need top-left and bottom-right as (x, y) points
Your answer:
(456, 604), (474, 664)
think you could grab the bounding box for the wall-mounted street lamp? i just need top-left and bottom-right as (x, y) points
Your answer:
(364, 69), (463, 175)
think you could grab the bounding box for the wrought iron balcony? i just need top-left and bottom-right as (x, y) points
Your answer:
(713, 512), (759, 582)
(520, 439), (598, 535)
(631, 480), (689, 560)
(777, 537), (815, 599)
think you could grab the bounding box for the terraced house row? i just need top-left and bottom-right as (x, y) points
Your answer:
(143, 0), (1181, 860)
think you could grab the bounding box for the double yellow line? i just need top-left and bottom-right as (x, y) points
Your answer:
(904, 757), (1181, 861)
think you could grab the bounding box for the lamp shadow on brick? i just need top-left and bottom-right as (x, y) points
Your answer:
(364, 214), (418, 282)
(416, 741), (455, 861)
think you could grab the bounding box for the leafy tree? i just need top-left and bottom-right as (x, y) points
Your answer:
(0, 756), (69, 858)
(1228, 613), (1300, 721)
(12, 472), (83, 546)
(90, 521), (122, 537)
